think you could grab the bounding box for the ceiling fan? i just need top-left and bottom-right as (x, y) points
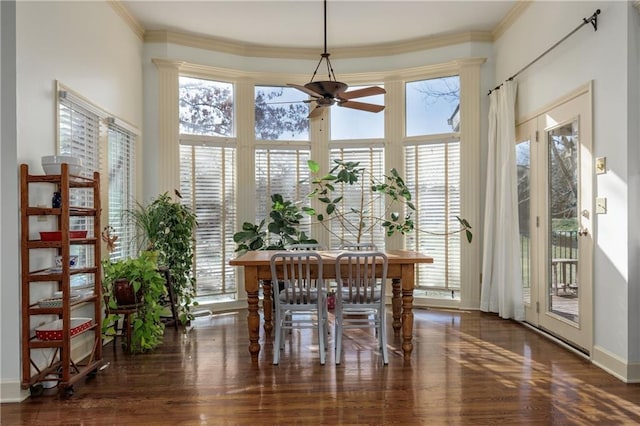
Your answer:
(287, 0), (386, 119)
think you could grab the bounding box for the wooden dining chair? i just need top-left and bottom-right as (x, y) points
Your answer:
(334, 251), (388, 365)
(270, 251), (328, 365)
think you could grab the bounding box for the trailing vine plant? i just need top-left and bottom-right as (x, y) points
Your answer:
(102, 250), (167, 353)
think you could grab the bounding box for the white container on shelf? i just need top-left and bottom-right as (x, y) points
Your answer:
(41, 155), (82, 175)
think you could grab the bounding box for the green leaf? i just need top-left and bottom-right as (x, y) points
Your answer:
(308, 159), (320, 174)
(466, 229), (473, 243)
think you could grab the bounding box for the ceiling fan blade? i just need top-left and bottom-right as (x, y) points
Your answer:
(266, 100), (313, 105)
(339, 86), (386, 100)
(338, 100), (385, 113)
(287, 83), (322, 98)
(308, 105), (325, 119)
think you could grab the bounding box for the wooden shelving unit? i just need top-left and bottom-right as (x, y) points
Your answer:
(20, 163), (103, 397)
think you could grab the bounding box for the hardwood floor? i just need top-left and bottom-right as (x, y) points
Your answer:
(2, 308), (640, 425)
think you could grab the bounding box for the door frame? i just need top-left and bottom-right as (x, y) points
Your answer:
(516, 82), (594, 354)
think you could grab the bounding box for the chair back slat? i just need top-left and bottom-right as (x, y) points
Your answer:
(333, 251), (389, 365)
(339, 242), (378, 251)
(336, 251), (387, 306)
(270, 250), (327, 365)
(272, 251), (322, 306)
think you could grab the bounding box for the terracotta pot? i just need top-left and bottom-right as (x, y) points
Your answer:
(113, 278), (143, 306)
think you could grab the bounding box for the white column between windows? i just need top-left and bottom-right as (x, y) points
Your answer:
(384, 77), (404, 250)
(152, 59), (183, 197)
(457, 58), (485, 309)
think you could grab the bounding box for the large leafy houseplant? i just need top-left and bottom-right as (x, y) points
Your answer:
(234, 160), (471, 252)
(126, 192), (198, 323)
(233, 193), (317, 253)
(102, 251), (167, 353)
(304, 159), (472, 243)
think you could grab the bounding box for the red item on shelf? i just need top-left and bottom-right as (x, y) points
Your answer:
(39, 230), (88, 241)
(35, 318), (92, 340)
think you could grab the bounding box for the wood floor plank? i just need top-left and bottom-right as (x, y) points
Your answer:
(2, 308), (639, 425)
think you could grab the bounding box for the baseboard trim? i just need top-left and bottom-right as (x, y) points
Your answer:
(1, 380), (29, 403)
(592, 345), (639, 383)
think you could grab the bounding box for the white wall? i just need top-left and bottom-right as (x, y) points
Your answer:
(0, 0), (22, 403)
(494, 1), (640, 379)
(0, 1), (144, 402)
(628, 2), (640, 363)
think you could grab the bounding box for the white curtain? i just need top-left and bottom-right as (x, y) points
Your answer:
(480, 80), (524, 320)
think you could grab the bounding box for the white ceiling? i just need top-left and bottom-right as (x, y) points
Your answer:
(122, 0), (519, 49)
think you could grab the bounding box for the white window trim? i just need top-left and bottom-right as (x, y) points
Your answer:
(56, 81), (141, 261)
(157, 58), (484, 310)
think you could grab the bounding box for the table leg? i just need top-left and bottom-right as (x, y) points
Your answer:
(401, 264), (414, 361)
(391, 278), (402, 336)
(244, 266), (260, 362)
(262, 279), (273, 337)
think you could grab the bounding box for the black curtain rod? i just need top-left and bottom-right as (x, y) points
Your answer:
(488, 8), (601, 95)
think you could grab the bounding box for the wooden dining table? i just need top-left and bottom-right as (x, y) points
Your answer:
(229, 249), (434, 363)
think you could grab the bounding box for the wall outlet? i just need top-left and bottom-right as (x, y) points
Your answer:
(595, 157), (606, 174)
(596, 197), (607, 214)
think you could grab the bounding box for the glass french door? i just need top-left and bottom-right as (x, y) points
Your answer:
(516, 86), (593, 353)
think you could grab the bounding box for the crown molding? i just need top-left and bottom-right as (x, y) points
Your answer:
(492, 0), (532, 41)
(108, 0), (145, 41)
(145, 29), (493, 60)
(333, 32), (492, 59)
(145, 30), (319, 59)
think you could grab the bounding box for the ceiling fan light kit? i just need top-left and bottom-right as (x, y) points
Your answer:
(288, 0), (386, 118)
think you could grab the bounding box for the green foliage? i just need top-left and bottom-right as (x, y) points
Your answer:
(126, 192), (198, 324)
(552, 218), (578, 231)
(102, 251), (167, 353)
(233, 194), (317, 253)
(307, 159), (418, 242)
(233, 159), (472, 252)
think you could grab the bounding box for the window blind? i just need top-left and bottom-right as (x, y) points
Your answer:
(180, 143), (237, 298)
(328, 146), (385, 250)
(57, 89), (102, 288)
(405, 140), (461, 290)
(58, 85), (139, 268)
(108, 122), (137, 260)
(255, 148), (312, 240)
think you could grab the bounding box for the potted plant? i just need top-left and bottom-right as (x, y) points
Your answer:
(102, 250), (167, 353)
(126, 192), (198, 324)
(233, 160), (472, 252)
(304, 159), (472, 244)
(233, 193), (318, 253)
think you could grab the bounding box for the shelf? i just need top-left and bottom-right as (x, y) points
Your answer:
(26, 207), (97, 217)
(28, 294), (96, 314)
(26, 238), (98, 249)
(20, 163), (102, 396)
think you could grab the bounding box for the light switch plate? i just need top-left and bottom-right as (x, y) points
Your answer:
(595, 157), (606, 174)
(596, 197), (607, 214)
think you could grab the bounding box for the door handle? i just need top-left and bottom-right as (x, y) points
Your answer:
(578, 227), (589, 237)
